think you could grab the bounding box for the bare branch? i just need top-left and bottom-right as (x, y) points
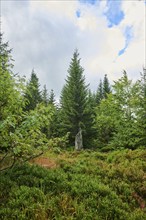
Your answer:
(0, 152), (8, 164)
(0, 155), (16, 172)
(23, 151), (44, 163)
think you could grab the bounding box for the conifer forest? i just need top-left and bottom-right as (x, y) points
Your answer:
(0, 33), (146, 219)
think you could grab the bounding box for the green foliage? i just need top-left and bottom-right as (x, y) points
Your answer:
(0, 103), (54, 170)
(60, 50), (94, 147)
(0, 35), (55, 170)
(0, 35), (25, 159)
(103, 74), (111, 99)
(48, 89), (56, 105)
(110, 71), (144, 149)
(96, 79), (103, 105)
(0, 33), (13, 71)
(95, 75), (111, 105)
(136, 68), (146, 147)
(48, 133), (70, 149)
(24, 69), (42, 111)
(41, 85), (49, 106)
(60, 50), (88, 138)
(0, 149), (145, 219)
(0, 185), (47, 220)
(95, 71), (146, 150)
(95, 93), (116, 148)
(48, 106), (62, 138)
(12, 103), (54, 154)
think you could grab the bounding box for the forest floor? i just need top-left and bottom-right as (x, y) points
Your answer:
(1, 148), (146, 220)
(31, 157), (58, 169)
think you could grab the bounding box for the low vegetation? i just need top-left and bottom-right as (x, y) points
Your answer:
(0, 148), (146, 220)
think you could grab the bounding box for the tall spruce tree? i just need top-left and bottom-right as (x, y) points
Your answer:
(24, 69), (42, 111)
(42, 85), (48, 106)
(88, 89), (96, 109)
(0, 33), (13, 72)
(103, 74), (111, 98)
(137, 68), (146, 147)
(60, 50), (93, 147)
(48, 89), (56, 105)
(96, 79), (103, 105)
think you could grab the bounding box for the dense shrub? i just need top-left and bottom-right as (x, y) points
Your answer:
(0, 149), (146, 219)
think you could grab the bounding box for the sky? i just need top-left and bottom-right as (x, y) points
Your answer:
(1, 0), (146, 99)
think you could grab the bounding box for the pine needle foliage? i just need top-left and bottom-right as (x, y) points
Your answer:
(60, 50), (92, 146)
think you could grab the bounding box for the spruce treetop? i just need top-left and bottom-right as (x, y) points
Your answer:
(60, 50), (94, 147)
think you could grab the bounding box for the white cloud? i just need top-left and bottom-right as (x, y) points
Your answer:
(1, 0), (145, 98)
(114, 0), (145, 79)
(30, 0), (79, 21)
(78, 0), (145, 83)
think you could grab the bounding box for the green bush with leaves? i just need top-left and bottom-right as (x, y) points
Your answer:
(0, 35), (55, 170)
(95, 71), (146, 150)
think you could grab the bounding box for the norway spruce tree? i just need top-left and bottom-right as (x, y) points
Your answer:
(48, 89), (56, 105)
(24, 69), (42, 111)
(42, 85), (48, 106)
(103, 74), (111, 98)
(96, 79), (103, 105)
(60, 50), (93, 147)
(137, 68), (146, 147)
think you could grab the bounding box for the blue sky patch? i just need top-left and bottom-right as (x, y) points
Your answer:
(125, 26), (133, 44)
(79, 0), (98, 5)
(105, 0), (124, 27)
(118, 26), (133, 56)
(76, 10), (81, 18)
(118, 47), (126, 56)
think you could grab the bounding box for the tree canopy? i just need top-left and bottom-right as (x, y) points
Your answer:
(24, 69), (42, 111)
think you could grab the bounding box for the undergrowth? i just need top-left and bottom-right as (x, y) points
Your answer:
(0, 149), (146, 219)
